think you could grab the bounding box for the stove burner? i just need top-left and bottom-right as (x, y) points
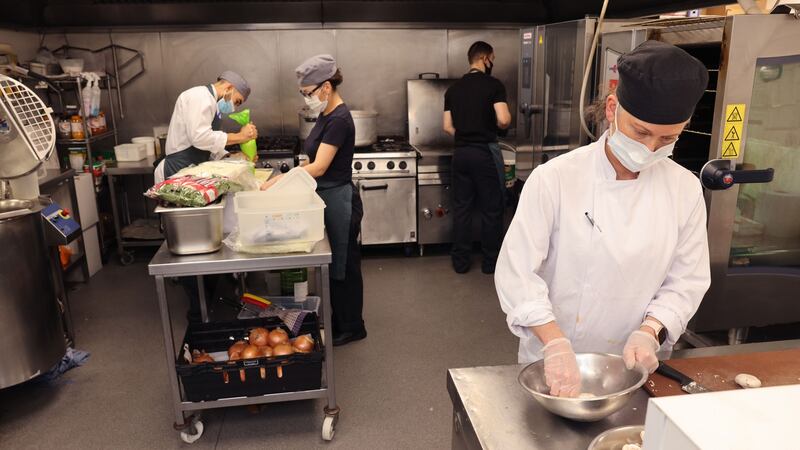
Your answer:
(355, 136), (415, 154)
(257, 136), (301, 154)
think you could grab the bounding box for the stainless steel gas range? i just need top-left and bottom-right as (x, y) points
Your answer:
(352, 137), (418, 246)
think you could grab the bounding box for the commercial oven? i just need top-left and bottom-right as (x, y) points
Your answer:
(609, 14), (800, 334)
(516, 19), (645, 179)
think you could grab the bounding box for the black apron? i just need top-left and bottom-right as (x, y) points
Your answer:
(154, 85), (222, 178)
(316, 180), (353, 281)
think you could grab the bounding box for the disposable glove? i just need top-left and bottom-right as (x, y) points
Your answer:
(622, 330), (660, 374)
(542, 337), (581, 397)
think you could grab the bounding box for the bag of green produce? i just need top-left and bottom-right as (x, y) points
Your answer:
(144, 175), (235, 207)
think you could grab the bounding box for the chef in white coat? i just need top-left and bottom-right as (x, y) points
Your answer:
(495, 41), (711, 397)
(153, 70), (257, 183)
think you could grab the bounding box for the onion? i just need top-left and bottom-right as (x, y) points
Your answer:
(241, 344), (261, 359)
(259, 346), (273, 357)
(248, 327), (269, 347)
(268, 328), (289, 346)
(272, 343), (294, 378)
(228, 340), (247, 357)
(292, 334), (314, 353)
(191, 350), (215, 364)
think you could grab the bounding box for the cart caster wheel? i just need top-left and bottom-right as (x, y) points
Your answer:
(119, 252), (135, 266)
(322, 415), (336, 441)
(180, 420), (204, 444)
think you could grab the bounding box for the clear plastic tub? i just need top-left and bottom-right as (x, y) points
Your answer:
(233, 170), (325, 248)
(114, 143), (148, 161)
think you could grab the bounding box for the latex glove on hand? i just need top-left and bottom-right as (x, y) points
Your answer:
(623, 330), (660, 374)
(542, 337), (581, 398)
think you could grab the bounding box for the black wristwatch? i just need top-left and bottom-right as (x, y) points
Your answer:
(642, 318), (668, 345)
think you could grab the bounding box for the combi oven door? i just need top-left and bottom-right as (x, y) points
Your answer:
(356, 177), (417, 245)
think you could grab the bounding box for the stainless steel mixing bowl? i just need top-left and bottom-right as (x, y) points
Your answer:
(588, 425), (645, 450)
(518, 353), (648, 422)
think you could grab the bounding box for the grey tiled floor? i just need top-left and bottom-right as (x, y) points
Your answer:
(0, 250), (517, 449)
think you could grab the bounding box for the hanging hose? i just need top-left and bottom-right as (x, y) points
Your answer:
(578, 0), (611, 142)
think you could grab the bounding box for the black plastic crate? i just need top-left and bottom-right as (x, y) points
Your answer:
(176, 314), (323, 402)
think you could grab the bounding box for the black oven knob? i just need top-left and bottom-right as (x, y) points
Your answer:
(367, 161), (376, 170)
(354, 161), (363, 170)
(280, 162), (290, 173)
(399, 161), (407, 170)
(387, 161), (395, 170)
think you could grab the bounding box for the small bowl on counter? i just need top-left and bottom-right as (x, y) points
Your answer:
(587, 425), (645, 450)
(518, 353), (648, 422)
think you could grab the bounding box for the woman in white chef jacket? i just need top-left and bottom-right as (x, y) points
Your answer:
(495, 41), (712, 397)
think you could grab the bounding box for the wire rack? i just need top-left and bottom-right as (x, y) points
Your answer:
(0, 75), (55, 161)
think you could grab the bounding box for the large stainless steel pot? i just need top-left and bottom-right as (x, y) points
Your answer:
(351, 110), (378, 147)
(0, 200), (66, 389)
(299, 109), (378, 147)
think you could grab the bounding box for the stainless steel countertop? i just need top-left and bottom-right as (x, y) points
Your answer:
(38, 168), (76, 188)
(106, 156), (157, 175)
(447, 340), (800, 450)
(148, 237), (332, 276)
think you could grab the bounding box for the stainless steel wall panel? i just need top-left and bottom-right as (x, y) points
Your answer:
(335, 29), (449, 136)
(276, 29), (337, 135)
(446, 29), (520, 125)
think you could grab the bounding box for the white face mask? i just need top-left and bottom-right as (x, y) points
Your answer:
(608, 107), (677, 173)
(303, 91), (328, 115)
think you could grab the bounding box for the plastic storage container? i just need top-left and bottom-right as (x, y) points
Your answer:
(114, 143), (148, 162)
(155, 197), (225, 255)
(234, 168), (325, 248)
(131, 136), (156, 157)
(176, 315), (323, 402)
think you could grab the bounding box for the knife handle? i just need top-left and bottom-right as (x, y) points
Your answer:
(656, 362), (695, 386)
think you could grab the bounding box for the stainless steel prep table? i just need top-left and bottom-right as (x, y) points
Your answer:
(448, 339), (800, 450)
(106, 156), (162, 264)
(148, 238), (339, 442)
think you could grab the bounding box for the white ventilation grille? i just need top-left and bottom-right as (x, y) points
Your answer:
(0, 75), (55, 161)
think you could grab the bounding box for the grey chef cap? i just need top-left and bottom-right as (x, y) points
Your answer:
(218, 70), (251, 101)
(616, 40), (709, 125)
(295, 54), (338, 86)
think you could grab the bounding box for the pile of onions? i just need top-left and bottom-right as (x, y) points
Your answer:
(220, 327), (310, 381)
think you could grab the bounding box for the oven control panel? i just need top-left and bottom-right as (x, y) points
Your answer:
(352, 157), (416, 178)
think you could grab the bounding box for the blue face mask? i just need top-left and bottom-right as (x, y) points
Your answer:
(217, 97), (235, 115)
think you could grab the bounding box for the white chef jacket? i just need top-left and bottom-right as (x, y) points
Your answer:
(153, 85), (229, 183)
(495, 131), (710, 363)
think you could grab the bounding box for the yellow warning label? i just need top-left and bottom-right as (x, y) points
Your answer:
(538, 35), (544, 45)
(721, 103), (746, 159)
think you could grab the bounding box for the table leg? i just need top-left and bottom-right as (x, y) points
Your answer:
(108, 174), (125, 258)
(319, 264), (337, 411)
(197, 275), (209, 323)
(155, 275), (186, 427)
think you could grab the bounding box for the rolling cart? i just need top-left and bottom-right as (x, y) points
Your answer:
(148, 238), (339, 443)
(107, 156), (163, 265)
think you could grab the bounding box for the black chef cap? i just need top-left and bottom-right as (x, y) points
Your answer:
(616, 40), (709, 125)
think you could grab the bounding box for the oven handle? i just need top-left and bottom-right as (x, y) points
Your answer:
(360, 184), (389, 191)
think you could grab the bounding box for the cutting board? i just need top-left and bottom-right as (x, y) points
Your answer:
(644, 348), (800, 397)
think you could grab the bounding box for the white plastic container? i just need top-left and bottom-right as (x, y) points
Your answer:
(68, 151), (85, 170)
(114, 143), (148, 162)
(58, 58), (84, 76)
(234, 169), (325, 248)
(131, 136), (156, 157)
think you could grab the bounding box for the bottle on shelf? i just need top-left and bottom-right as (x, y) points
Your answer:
(57, 115), (72, 139)
(70, 115), (85, 140)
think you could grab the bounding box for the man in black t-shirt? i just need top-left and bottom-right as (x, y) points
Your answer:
(444, 41), (512, 274)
